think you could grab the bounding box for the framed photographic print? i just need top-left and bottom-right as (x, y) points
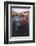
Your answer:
(4, 1), (35, 44)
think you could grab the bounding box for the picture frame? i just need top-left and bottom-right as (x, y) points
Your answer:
(4, 1), (35, 44)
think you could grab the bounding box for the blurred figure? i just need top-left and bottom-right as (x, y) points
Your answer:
(14, 15), (21, 31)
(19, 11), (29, 35)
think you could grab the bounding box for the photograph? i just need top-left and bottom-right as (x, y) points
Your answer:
(10, 8), (29, 37)
(4, 2), (35, 44)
